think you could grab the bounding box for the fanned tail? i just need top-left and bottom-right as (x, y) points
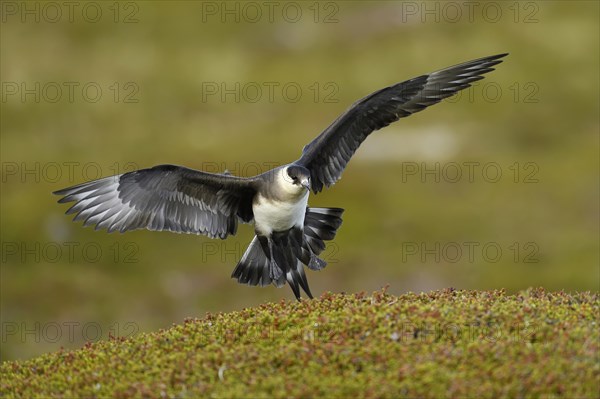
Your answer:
(302, 207), (344, 270)
(230, 236), (283, 287)
(231, 207), (344, 300)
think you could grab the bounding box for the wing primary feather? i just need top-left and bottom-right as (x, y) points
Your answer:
(54, 165), (258, 239)
(295, 54), (508, 193)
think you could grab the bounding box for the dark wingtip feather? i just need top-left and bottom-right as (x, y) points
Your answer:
(53, 185), (76, 196)
(54, 188), (74, 203)
(468, 53), (508, 70)
(470, 53), (508, 64)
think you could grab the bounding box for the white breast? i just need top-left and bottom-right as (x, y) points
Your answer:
(253, 191), (308, 235)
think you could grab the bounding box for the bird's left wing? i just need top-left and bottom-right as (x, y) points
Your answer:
(54, 164), (258, 239)
(295, 53), (507, 193)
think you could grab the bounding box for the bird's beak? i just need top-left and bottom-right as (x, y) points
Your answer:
(300, 177), (311, 190)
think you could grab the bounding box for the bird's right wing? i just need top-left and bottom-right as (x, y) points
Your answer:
(296, 53), (507, 192)
(54, 164), (258, 239)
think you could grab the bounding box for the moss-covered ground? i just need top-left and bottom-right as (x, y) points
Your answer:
(1, 288), (598, 398)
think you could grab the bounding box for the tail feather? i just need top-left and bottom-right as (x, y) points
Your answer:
(231, 207), (344, 300)
(286, 263), (314, 299)
(286, 268), (302, 300)
(231, 236), (273, 287)
(295, 264), (313, 298)
(271, 230), (297, 275)
(303, 207), (344, 257)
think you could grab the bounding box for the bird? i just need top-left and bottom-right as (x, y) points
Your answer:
(54, 53), (507, 300)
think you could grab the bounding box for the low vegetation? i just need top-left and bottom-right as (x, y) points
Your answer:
(2, 288), (598, 398)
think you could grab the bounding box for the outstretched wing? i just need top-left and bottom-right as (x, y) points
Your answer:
(53, 164), (257, 239)
(296, 53), (508, 193)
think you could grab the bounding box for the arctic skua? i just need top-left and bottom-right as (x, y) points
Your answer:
(54, 53), (507, 300)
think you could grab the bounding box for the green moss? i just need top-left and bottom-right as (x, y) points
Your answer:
(2, 288), (598, 398)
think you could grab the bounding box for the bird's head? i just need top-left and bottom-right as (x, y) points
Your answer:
(285, 165), (311, 191)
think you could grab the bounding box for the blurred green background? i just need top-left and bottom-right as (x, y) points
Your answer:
(1, 1), (598, 361)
